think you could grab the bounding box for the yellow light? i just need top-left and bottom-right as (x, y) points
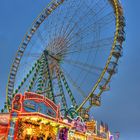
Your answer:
(11, 117), (17, 122)
(26, 128), (32, 135)
(59, 125), (64, 128)
(42, 120), (48, 123)
(30, 117), (38, 121)
(50, 122), (57, 126)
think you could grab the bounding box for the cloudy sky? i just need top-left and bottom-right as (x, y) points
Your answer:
(0, 0), (140, 140)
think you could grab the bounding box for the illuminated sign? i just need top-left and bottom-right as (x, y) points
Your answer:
(24, 92), (44, 100)
(23, 100), (56, 118)
(24, 92), (58, 112)
(12, 92), (59, 118)
(23, 100), (36, 111)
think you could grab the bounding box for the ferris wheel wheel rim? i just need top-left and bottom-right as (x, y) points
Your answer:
(6, 0), (125, 112)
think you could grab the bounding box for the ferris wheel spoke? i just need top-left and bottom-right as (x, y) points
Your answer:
(17, 45), (42, 80)
(47, 1), (79, 53)
(56, 0), (77, 38)
(58, 0), (83, 38)
(42, 12), (57, 49)
(64, 12), (114, 48)
(47, 6), (65, 50)
(43, 20), (53, 46)
(62, 67), (86, 98)
(62, 1), (109, 41)
(61, 60), (101, 90)
(24, 53), (41, 58)
(56, 37), (109, 55)
(16, 61), (38, 82)
(35, 29), (46, 51)
(62, 59), (103, 72)
(62, 0), (107, 39)
(44, 1), (77, 53)
(42, 2), (112, 55)
(46, 0), (74, 49)
(54, 1), (74, 37)
(58, 34), (113, 56)
(63, 60), (102, 76)
(58, 67), (78, 109)
(95, 12), (115, 28)
(57, 16), (114, 54)
(58, 37), (113, 56)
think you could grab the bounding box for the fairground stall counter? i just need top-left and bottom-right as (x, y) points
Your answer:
(0, 92), (109, 140)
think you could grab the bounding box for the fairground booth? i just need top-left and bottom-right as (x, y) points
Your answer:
(0, 92), (107, 140)
(0, 92), (71, 140)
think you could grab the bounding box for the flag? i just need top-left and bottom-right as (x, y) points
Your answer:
(100, 121), (105, 134)
(95, 121), (98, 135)
(105, 123), (109, 133)
(104, 123), (109, 139)
(109, 135), (114, 140)
(115, 132), (120, 139)
(101, 121), (104, 127)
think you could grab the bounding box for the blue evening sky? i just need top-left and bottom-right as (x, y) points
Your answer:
(0, 0), (140, 140)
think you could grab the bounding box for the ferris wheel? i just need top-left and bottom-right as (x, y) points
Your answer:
(5, 0), (125, 117)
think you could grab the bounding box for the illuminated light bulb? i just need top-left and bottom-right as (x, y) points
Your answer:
(26, 128), (32, 135)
